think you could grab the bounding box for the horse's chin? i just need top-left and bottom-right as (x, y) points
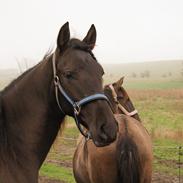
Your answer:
(93, 140), (111, 147)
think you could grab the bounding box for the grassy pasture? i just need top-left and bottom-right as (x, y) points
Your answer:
(40, 86), (183, 182)
(0, 61), (182, 182)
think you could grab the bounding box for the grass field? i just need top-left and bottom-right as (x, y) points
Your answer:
(123, 80), (183, 90)
(39, 81), (183, 182)
(0, 63), (182, 182)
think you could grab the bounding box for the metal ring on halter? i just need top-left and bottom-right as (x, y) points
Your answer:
(54, 76), (60, 86)
(73, 104), (81, 115)
(74, 110), (92, 139)
(85, 132), (91, 141)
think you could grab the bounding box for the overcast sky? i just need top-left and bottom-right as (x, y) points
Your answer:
(0, 0), (183, 69)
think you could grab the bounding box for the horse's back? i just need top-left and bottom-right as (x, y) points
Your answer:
(115, 114), (152, 155)
(115, 114), (153, 183)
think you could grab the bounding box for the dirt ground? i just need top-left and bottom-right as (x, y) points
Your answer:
(39, 172), (183, 183)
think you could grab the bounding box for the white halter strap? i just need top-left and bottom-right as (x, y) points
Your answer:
(109, 84), (138, 117)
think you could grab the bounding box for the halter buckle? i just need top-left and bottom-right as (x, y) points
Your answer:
(85, 132), (91, 141)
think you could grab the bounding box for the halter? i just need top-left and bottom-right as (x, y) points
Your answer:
(52, 53), (110, 139)
(108, 84), (138, 116)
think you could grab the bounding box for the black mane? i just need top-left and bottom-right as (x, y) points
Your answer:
(0, 91), (7, 155)
(1, 67), (35, 95)
(0, 92), (2, 122)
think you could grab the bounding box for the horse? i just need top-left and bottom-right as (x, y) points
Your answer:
(0, 22), (118, 183)
(73, 77), (153, 183)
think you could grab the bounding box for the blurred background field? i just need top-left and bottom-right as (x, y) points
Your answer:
(0, 60), (183, 183)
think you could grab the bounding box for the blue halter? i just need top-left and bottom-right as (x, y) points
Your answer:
(52, 53), (110, 139)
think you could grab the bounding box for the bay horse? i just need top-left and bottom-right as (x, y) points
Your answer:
(73, 77), (153, 183)
(0, 22), (118, 183)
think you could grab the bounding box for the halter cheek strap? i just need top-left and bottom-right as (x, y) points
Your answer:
(52, 52), (111, 139)
(117, 104), (138, 116)
(109, 84), (138, 116)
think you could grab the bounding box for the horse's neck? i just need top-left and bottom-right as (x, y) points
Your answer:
(0, 92), (7, 155)
(0, 57), (64, 178)
(126, 98), (141, 122)
(0, 92), (2, 123)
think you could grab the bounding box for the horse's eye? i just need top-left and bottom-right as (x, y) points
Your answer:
(63, 71), (73, 79)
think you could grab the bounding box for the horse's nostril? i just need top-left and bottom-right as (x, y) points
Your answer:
(100, 131), (108, 141)
(99, 125), (108, 141)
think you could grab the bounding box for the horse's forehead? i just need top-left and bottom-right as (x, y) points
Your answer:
(119, 87), (127, 96)
(64, 48), (89, 60)
(62, 49), (103, 73)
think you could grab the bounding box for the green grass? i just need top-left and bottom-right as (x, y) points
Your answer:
(124, 80), (183, 90)
(62, 127), (79, 139)
(153, 139), (183, 176)
(153, 161), (183, 176)
(153, 138), (182, 161)
(136, 98), (183, 132)
(40, 163), (76, 183)
(154, 138), (182, 147)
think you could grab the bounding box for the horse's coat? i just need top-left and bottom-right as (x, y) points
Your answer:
(73, 78), (153, 183)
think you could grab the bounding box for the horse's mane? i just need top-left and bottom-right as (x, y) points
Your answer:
(0, 92), (3, 126)
(0, 92), (4, 133)
(1, 65), (37, 95)
(0, 91), (8, 157)
(1, 49), (54, 95)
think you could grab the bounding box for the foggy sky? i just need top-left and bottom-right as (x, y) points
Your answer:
(0, 0), (183, 69)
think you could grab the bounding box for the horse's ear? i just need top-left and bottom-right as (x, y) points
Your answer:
(57, 22), (70, 52)
(83, 24), (96, 50)
(116, 77), (125, 88)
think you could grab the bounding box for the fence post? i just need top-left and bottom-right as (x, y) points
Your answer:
(178, 146), (182, 183)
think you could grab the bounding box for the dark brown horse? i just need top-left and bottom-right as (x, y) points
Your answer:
(73, 77), (153, 183)
(0, 22), (118, 183)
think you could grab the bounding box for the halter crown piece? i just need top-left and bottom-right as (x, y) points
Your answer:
(52, 52), (111, 140)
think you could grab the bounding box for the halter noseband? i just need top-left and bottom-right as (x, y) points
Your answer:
(108, 84), (138, 116)
(52, 53), (110, 139)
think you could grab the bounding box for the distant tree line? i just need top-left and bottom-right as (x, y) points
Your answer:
(131, 70), (150, 78)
